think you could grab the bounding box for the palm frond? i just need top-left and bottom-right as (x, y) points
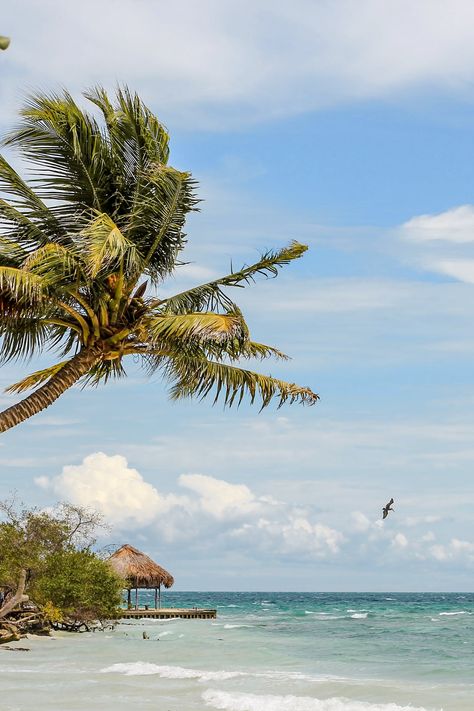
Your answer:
(148, 312), (249, 346)
(128, 165), (198, 282)
(0, 317), (51, 363)
(5, 360), (69, 393)
(0, 266), (46, 303)
(161, 241), (308, 313)
(0, 155), (67, 243)
(86, 85), (170, 172)
(234, 341), (290, 361)
(0, 198), (51, 252)
(81, 358), (126, 386)
(84, 86), (171, 223)
(23, 243), (82, 284)
(166, 355), (319, 409)
(0, 234), (28, 268)
(138, 339), (288, 375)
(80, 213), (138, 278)
(4, 91), (113, 225)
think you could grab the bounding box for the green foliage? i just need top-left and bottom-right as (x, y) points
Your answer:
(32, 549), (122, 623)
(0, 504), (70, 585)
(0, 499), (121, 622)
(0, 87), (318, 427)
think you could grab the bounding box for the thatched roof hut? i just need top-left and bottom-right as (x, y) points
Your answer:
(108, 544), (174, 609)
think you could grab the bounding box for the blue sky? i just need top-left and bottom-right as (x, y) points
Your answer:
(2, 1), (474, 590)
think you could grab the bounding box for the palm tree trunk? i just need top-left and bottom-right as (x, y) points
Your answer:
(0, 347), (101, 433)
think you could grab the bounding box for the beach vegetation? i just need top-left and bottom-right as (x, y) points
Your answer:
(0, 499), (122, 633)
(33, 549), (122, 624)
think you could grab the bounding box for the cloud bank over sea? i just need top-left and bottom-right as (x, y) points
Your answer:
(34, 452), (474, 587)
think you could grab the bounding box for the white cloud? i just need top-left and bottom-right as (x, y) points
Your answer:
(31, 452), (474, 569)
(430, 538), (474, 562)
(430, 544), (449, 561)
(397, 205), (474, 284)
(39, 452), (343, 560)
(392, 532), (409, 549)
(402, 515), (443, 527)
(34, 476), (50, 490)
(451, 538), (474, 555)
(252, 515), (344, 557)
(400, 205), (474, 243)
(4, 1), (474, 128)
(44, 452), (177, 528)
(351, 511), (372, 532)
(429, 259), (474, 284)
(179, 474), (262, 520)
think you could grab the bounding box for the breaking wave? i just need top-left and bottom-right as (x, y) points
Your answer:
(100, 662), (244, 680)
(202, 689), (435, 711)
(100, 663), (326, 684)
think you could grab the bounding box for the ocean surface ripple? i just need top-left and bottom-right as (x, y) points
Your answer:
(2, 591), (473, 711)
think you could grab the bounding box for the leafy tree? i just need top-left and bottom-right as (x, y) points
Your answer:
(32, 549), (122, 623)
(0, 499), (121, 623)
(0, 87), (318, 432)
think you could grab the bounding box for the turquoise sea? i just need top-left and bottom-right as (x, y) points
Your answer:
(2, 592), (473, 711)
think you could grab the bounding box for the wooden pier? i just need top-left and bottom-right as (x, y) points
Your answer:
(120, 607), (216, 620)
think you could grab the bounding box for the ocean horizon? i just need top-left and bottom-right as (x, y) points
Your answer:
(2, 591), (473, 711)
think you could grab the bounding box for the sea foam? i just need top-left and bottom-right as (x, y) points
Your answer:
(100, 662), (324, 684)
(202, 690), (435, 711)
(100, 662), (244, 680)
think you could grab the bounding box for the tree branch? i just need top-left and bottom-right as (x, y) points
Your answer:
(0, 569), (29, 619)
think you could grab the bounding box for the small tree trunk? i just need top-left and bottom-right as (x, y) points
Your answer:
(0, 347), (101, 433)
(0, 569), (28, 619)
(0, 622), (21, 644)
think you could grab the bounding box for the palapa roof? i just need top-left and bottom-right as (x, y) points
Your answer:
(108, 544), (174, 589)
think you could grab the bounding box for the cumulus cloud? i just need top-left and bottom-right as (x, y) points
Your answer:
(230, 514), (344, 559)
(4, 1), (474, 128)
(430, 538), (474, 562)
(39, 453), (344, 560)
(258, 516), (344, 556)
(392, 533), (409, 549)
(36, 453), (474, 568)
(351, 511), (373, 532)
(41, 452), (178, 528)
(179, 474), (263, 521)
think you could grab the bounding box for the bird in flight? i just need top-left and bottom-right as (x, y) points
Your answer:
(382, 498), (394, 520)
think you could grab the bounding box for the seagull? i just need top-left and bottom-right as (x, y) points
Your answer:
(382, 498), (394, 520)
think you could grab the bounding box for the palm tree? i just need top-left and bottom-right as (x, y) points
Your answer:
(0, 88), (318, 433)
